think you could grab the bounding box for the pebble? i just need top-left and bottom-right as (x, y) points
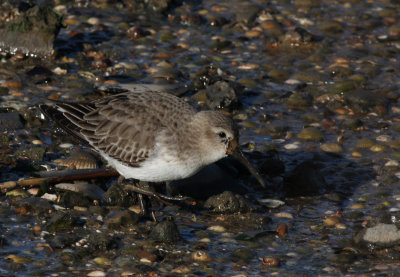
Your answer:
(276, 223), (288, 237)
(52, 67), (67, 75)
(258, 199), (285, 208)
(56, 150), (98, 169)
(356, 138), (375, 148)
(385, 160), (399, 167)
(93, 257), (112, 266)
(207, 225), (226, 232)
(261, 257), (280, 267)
(324, 216), (341, 227)
(320, 142), (343, 153)
(284, 143), (299, 150)
(191, 250), (212, 262)
(87, 17), (100, 25)
(275, 212), (293, 219)
(87, 271), (106, 277)
(350, 204), (365, 209)
(370, 145), (388, 152)
(59, 143), (74, 149)
(297, 127), (324, 140)
(171, 265), (191, 274)
(41, 193), (58, 202)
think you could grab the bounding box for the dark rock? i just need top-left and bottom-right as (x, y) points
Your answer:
(193, 81), (240, 110)
(232, 2), (261, 24)
(229, 247), (255, 263)
(87, 233), (119, 251)
(14, 146), (45, 162)
(122, 0), (173, 13)
(60, 249), (83, 267)
(0, 235), (8, 248)
(103, 181), (137, 207)
(281, 27), (322, 44)
(149, 217), (181, 243)
(88, 206), (108, 216)
(46, 211), (82, 233)
(328, 250), (358, 264)
(47, 234), (81, 249)
(192, 65), (222, 91)
(284, 160), (327, 196)
(0, 112), (24, 130)
(211, 39), (232, 51)
(14, 197), (52, 214)
(0, 5), (63, 56)
(204, 191), (253, 213)
(25, 65), (53, 84)
(340, 118), (363, 130)
(264, 121), (290, 138)
(58, 191), (92, 208)
(0, 87), (9, 96)
(105, 210), (139, 229)
(344, 89), (388, 114)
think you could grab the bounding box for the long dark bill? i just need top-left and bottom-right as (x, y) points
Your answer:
(231, 148), (266, 188)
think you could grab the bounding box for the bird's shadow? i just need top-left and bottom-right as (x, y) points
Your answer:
(167, 148), (377, 210)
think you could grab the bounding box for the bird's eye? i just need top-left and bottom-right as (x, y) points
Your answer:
(218, 132), (226, 138)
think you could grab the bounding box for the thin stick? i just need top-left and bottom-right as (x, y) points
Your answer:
(0, 169), (119, 190)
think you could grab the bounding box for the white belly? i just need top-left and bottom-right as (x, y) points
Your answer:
(101, 151), (203, 182)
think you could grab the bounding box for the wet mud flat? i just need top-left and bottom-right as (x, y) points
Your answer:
(0, 0), (400, 276)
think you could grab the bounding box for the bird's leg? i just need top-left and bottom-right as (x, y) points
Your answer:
(125, 182), (189, 202)
(117, 176), (150, 216)
(137, 193), (147, 217)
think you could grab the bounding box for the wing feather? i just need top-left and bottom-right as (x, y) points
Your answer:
(40, 90), (196, 167)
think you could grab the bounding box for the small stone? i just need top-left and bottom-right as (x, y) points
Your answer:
(324, 216), (341, 227)
(350, 204), (365, 209)
(262, 257), (280, 267)
(6, 189), (30, 198)
(320, 142), (343, 153)
(93, 257), (112, 266)
(276, 223), (288, 237)
(191, 250), (212, 262)
(229, 248), (255, 263)
(370, 145), (388, 152)
(87, 17), (100, 25)
(204, 191), (252, 213)
(105, 210), (139, 229)
(356, 138), (375, 148)
(275, 212), (293, 219)
(5, 254), (32, 263)
(46, 211), (81, 232)
(362, 224), (400, 244)
(87, 271), (106, 277)
(284, 143), (299, 150)
(297, 127), (324, 140)
(134, 249), (157, 263)
(207, 225), (226, 232)
(149, 217), (181, 243)
(171, 265), (191, 274)
(258, 199), (285, 208)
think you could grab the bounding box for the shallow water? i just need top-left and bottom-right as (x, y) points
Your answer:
(0, 0), (400, 276)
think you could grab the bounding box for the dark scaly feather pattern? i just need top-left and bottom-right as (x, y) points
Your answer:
(40, 91), (196, 167)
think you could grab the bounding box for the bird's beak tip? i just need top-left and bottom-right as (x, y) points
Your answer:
(229, 147), (266, 188)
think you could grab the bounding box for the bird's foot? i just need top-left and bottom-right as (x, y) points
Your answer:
(125, 184), (188, 204)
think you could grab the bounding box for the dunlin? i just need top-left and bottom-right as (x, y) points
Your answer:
(40, 89), (265, 198)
